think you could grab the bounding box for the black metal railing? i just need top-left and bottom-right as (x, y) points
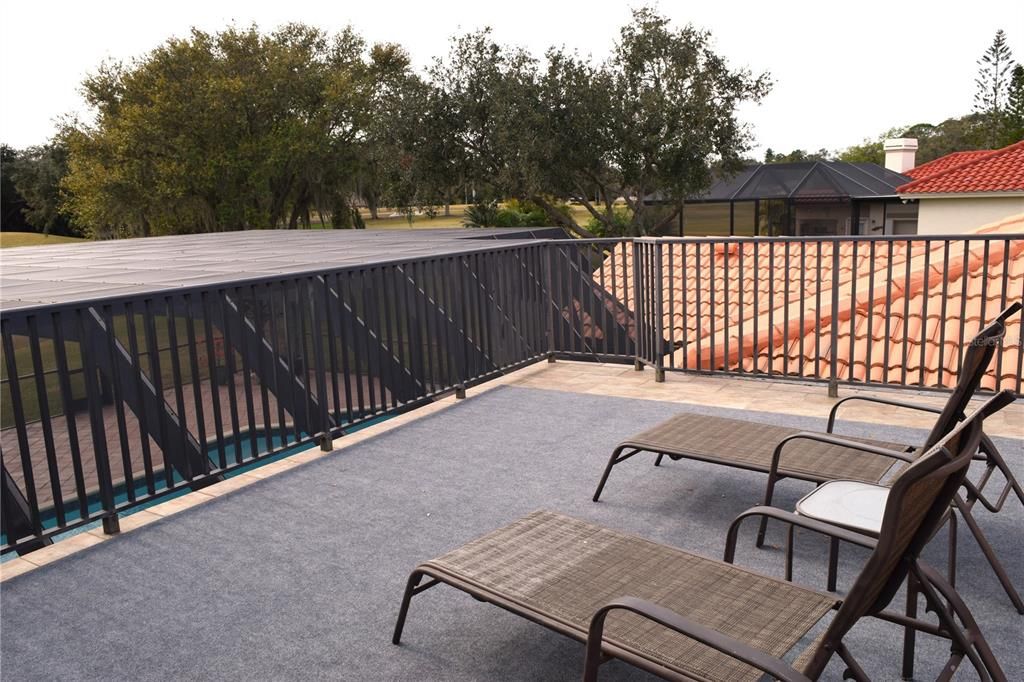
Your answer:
(1, 233), (1019, 554)
(0, 241), (634, 554)
(632, 234), (1023, 395)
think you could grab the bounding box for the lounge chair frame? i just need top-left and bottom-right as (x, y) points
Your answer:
(594, 303), (1023, 613)
(394, 392), (1014, 681)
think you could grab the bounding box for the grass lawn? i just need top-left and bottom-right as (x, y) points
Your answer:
(2, 205), (597, 244)
(349, 203), (596, 230)
(0, 232), (87, 248)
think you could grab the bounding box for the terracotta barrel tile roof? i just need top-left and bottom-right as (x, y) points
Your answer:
(897, 141), (1024, 194)
(595, 214), (1024, 390)
(903, 150), (992, 180)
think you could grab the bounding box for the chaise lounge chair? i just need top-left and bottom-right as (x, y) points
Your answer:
(592, 302), (1023, 611)
(393, 391), (1014, 681)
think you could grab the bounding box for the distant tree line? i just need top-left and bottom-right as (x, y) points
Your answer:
(15, 19), (1011, 238)
(765, 29), (1023, 167)
(1, 142), (78, 236)
(0, 8), (770, 239)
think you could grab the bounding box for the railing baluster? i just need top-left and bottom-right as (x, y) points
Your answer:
(183, 296), (210, 470)
(995, 239), (1011, 391)
(308, 277), (331, 444)
(752, 240), (759, 375)
(814, 241), (823, 380)
(849, 241), (858, 383)
(919, 245), (931, 388)
(99, 304), (135, 503)
(900, 241), (912, 387)
(143, 299), (176, 486)
(165, 297), (196, 476)
(320, 277), (342, 424)
(865, 242), (876, 386)
(75, 308), (116, 528)
(26, 314), (66, 521)
(127, 302), (159, 489)
(332, 272), (356, 424)
(883, 241), (894, 386)
(737, 241), (745, 376)
(216, 292), (244, 464)
(936, 241), (950, 389)
(2, 320), (43, 538)
(261, 285), (286, 449)
(767, 240), (775, 378)
(782, 240), (789, 377)
(798, 241), (806, 378)
(956, 239), (970, 383)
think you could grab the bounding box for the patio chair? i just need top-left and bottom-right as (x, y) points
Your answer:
(393, 391), (1014, 681)
(592, 302), (1023, 612)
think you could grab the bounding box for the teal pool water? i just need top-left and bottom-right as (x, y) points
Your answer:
(2, 414), (392, 551)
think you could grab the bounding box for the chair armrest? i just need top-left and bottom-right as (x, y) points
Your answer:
(827, 395), (943, 433)
(583, 596), (813, 682)
(724, 506), (877, 563)
(769, 432), (914, 482)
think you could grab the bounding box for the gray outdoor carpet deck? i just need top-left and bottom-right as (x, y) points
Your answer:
(1, 385), (1022, 681)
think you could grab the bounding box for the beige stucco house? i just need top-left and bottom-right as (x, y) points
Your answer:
(897, 140), (1024, 235)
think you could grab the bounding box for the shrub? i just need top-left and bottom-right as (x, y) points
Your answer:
(585, 208), (632, 237)
(464, 198), (568, 228)
(463, 201), (501, 227)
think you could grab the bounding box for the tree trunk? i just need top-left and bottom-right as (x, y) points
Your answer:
(531, 195), (597, 239)
(367, 192), (380, 220)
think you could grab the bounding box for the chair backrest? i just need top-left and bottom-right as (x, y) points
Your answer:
(803, 389), (1017, 677)
(921, 301), (1020, 450)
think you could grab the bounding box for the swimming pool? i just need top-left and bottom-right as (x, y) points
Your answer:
(2, 414), (393, 549)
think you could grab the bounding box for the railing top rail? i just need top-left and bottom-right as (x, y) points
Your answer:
(5, 233), (1019, 319)
(553, 238), (633, 245)
(634, 233), (1024, 245)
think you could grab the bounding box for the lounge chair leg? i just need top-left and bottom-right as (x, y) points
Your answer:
(947, 511), (957, 590)
(654, 453), (665, 467)
(784, 524), (794, 582)
(901, 575), (918, 680)
(954, 495), (1024, 614)
(827, 537), (839, 593)
(592, 447), (640, 502)
(913, 562), (1007, 682)
(393, 571), (430, 645)
(755, 474), (779, 549)
(837, 643), (870, 682)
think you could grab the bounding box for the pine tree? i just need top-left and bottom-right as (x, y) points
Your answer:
(1002, 64), (1024, 145)
(974, 29), (1015, 147)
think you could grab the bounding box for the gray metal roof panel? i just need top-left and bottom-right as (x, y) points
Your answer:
(0, 228), (566, 311)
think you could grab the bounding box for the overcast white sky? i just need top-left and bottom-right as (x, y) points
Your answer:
(2, 1), (1021, 155)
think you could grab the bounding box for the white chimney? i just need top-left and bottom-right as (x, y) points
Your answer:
(884, 138), (918, 174)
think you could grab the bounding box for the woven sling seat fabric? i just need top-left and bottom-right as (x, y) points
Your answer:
(624, 413), (906, 482)
(425, 510), (839, 682)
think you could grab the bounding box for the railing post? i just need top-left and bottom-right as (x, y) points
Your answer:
(309, 279), (333, 449)
(632, 239), (644, 371)
(654, 240), (666, 383)
(545, 244), (556, 362)
(828, 242), (841, 398)
(450, 257), (467, 399)
(102, 514), (121, 535)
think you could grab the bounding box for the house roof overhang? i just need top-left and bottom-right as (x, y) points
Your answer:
(899, 191), (1024, 200)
